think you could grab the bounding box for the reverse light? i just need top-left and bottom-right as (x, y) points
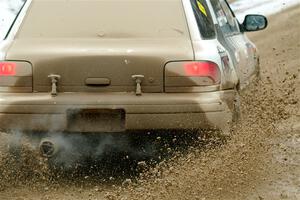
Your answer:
(184, 61), (220, 83)
(0, 62), (16, 76)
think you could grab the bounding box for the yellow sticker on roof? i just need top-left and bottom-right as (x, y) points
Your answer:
(197, 0), (207, 17)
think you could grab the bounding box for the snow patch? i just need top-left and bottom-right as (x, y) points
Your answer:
(0, 0), (25, 40)
(231, 0), (300, 22)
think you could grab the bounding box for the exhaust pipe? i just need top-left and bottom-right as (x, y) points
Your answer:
(39, 138), (60, 158)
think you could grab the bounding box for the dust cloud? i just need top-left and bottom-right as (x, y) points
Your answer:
(0, 5), (299, 200)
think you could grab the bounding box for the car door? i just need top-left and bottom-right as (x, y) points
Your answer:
(210, 0), (257, 89)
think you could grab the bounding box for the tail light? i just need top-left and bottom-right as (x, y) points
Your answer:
(0, 61), (32, 92)
(165, 61), (221, 93)
(184, 62), (220, 82)
(0, 62), (16, 76)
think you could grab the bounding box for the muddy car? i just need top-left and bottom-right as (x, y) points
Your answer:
(0, 0), (267, 144)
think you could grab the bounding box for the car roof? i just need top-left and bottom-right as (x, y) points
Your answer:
(17, 0), (190, 39)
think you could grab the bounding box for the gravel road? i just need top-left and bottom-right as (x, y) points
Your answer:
(0, 5), (299, 200)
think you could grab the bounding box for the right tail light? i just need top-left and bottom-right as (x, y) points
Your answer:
(165, 61), (221, 92)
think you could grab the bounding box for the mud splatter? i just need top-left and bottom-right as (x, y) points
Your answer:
(0, 5), (299, 200)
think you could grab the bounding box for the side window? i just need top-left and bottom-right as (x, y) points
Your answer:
(190, 0), (216, 39)
(210, 0), (240, 36)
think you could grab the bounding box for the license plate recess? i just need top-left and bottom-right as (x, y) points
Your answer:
(67, 109), (125, 132)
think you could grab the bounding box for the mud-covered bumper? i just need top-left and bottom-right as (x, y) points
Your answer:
(0, 91), (235, 132)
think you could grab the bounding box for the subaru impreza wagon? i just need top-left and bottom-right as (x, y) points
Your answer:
(0, 0), (267, 137)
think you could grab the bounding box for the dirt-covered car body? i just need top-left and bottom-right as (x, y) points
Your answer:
(0, 0), (267, 133)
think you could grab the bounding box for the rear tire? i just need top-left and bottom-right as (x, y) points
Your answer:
(232, 88), (241, 123)
(220, 87), (241, 137)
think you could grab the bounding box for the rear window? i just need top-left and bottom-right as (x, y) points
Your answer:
(0, 0), (26, 40)
(17, 0), (190, 39)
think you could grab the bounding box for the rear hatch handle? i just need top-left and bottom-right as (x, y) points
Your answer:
(132, 75), (144, 96)
(85, 77), (111, 86)
(48, 74), (61, 96)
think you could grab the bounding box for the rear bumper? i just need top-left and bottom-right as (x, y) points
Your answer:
(0, 91), (235, 132)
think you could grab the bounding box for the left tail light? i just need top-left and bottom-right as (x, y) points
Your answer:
(165, 61), (221, 92)
(0, 61), (32, 92)
(0, 62), (17, 76)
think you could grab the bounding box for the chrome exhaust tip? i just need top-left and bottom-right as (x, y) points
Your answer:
(39, 139), (59, 158)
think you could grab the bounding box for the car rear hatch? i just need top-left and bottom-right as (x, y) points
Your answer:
(5, 0), (194, 93)
(6, 38), (193, 93)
